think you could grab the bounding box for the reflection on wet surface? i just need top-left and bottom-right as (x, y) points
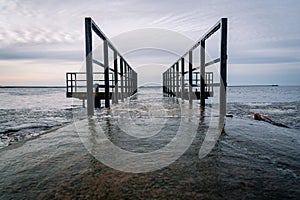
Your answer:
(0, 89), (299, 199)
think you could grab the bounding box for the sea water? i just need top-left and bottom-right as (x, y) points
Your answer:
(0, 86), (299, 199)
(227, 86), (300, 129)
(0, 86), (299, 148)
(0, 88), (82, 147)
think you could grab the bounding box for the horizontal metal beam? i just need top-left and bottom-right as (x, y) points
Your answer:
(87, 17), (136, 74)
(205, 58), (221, 67)
(167, 18), (225, 70)
(93, 59), (105, 67)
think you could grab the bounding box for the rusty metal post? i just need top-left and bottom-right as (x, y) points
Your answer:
(167, 70), (170, 96)
(166, 70), (169, 96)
(94, 84), (101, 108)
(176, 62), (179, 98)
(85, 17), (94, 116)
(120, 58), (124, 102)
(181, 57), (185, 100)
(113, 51), (118, 104)
(103, 40), (110, 108)
(124, 63), (128, 98)
(128, 67), (132, 96)
(200, 40), (206, 108)
(220, 18), (228, 117)
(133, 71), (137, 94)
(162, 72), (165, 94)
(188, 51), (193, 105)
(172, 65), (175, 96)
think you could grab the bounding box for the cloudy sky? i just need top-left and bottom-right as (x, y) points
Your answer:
(0, 0), (299, 86)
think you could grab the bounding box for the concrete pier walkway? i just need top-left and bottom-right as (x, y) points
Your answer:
(1, 116), (299, 199)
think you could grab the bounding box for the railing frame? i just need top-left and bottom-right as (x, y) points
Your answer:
(85, 17), (137, 116)
(162, 18), (228, 116)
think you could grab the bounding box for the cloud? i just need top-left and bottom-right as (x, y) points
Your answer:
(0, 45), (83, 61)
(0, 0), (299, 85)
(0, 59), (81, 86)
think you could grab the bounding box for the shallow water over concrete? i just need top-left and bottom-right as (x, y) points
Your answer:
(0, 89), (299, 199)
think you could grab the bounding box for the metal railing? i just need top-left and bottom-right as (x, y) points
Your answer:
(84, 17), (137, 116)
(162, 18), (227, 116)
(66, 71), (137, 109)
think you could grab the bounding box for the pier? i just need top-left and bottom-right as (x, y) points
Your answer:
(163, 18), (227, 116)
(66, 17), (138, 116)
(66, 18), (227, 117)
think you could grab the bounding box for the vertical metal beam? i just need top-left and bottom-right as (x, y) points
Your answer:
(103, 40), (110, 108)
(188, 51), (193, 105)
(124, 63), (128, 98)
(164, 72), (166, 95)
(74, 73), (77, 92)
(70, 73), (73, 93)
(169, 68), (171, 96)
(200, 40), (206, 108)
(128, 68), (132, 96)
(66, 73), (69, 93)
(113, 51), (118, 104)
(166, 71), (168, 95)
(120, 58), (124, 102)
(169, 69), (171, 96)
(176, 62), (179, 98)
(167, 69), (170, 96)
(85, 17), (94, 116)
(162, 72), (165, 94)
(220, 18), (228, 117)
(94, 85), (100, 108)
(166, 70), (168, 96)
(133, 71), (137, 94)
(181, 57), (185, 100)
(170, 67), (173, 96)
(172, 66), (175, 96)
(170, 68), (172, 96)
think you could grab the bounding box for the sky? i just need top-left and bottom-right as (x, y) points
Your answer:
(0, 0), (299, 86)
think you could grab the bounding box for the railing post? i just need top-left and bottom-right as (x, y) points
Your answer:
(66, 73), (69, 93)
(133, 71), (137, 94)
(85, 17), (94, 116)
(74, 74), (77, 92)
(70, 73), (73, 93)
(170, 67), (172, 96)
(169, 69), (171, 96)
(200, 40), (206, 108)
(113, 51), (118, 104)
(188, 51), (193, 105)
(181, 57), (185, 100)
(124, 63), (128, 98)
(169, 68), (172, 96)
(131, 69), (134, 95)
(172, 65), (175, 96)
(104, 39), (110, 108)
(95, 84), (101, 108)
(162, 72), (165, 94)
(128, 68), (132, 96)
(165, 70), (168, 96)
(220, 18), (228, 117)
(165, 71), (168, 96)
(176, 62), (179, 98)
(120, 58), (124, 102)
